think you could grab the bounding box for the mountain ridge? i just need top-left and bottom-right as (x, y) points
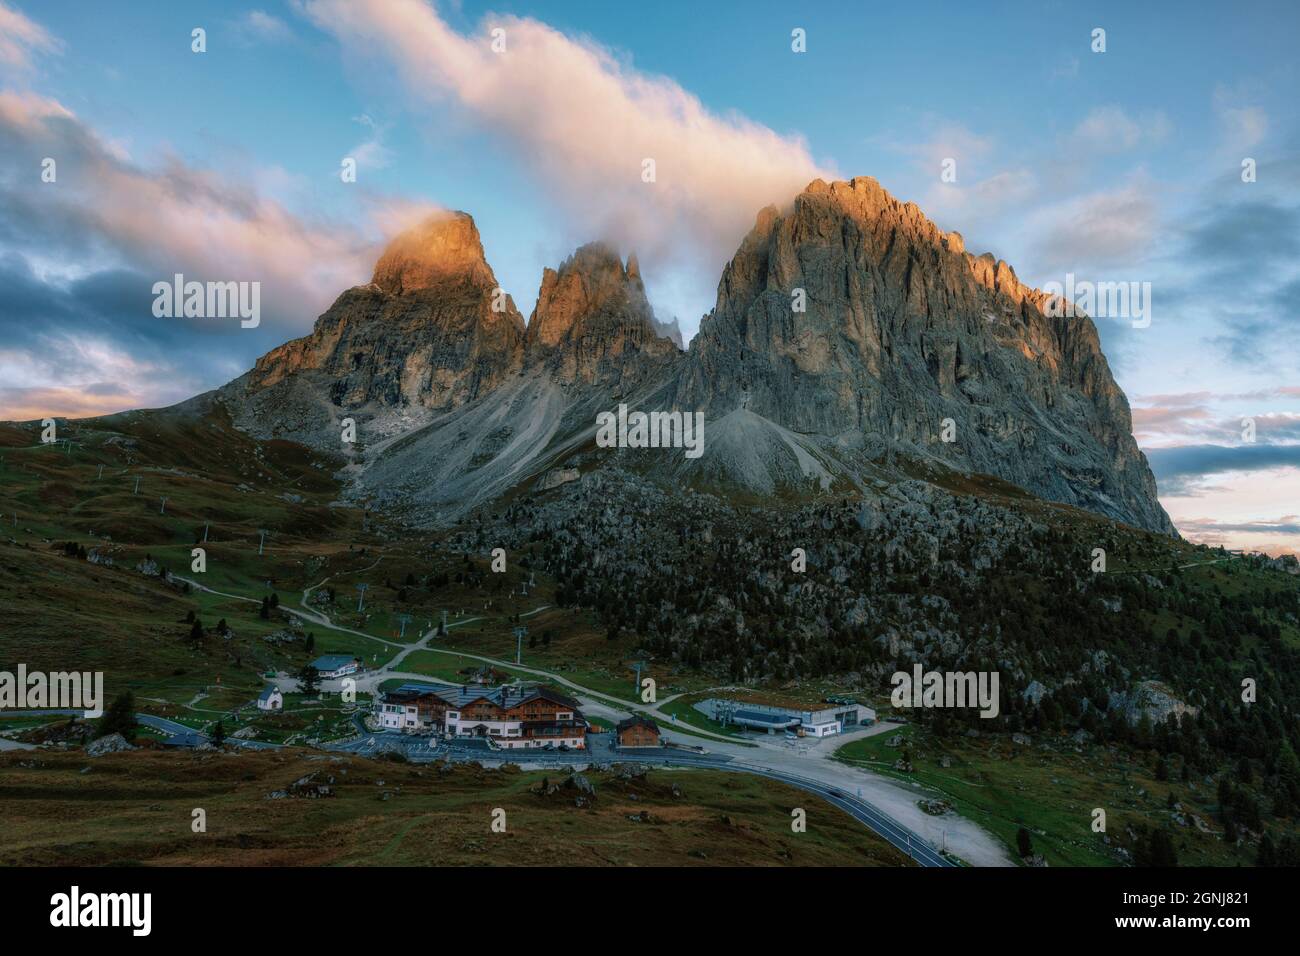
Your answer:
(209, 176), (1172, 534)
(668, 176), (1171, 534)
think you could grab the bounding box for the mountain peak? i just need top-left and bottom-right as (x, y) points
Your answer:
(555, 241), (637, 284)
(371, 210), (496, 295)
(524, 240), (678, 384)
(526, 241), (646, 349)
(788, 177), (1045, 306)
(677, 174), (1174, 534)
(234, 209), (524, 419)
(228, 178), (1170, 536)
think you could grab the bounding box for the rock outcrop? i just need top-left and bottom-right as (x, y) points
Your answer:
(525, 242), (679, 388)
(670, 177), (1172, 532)
(1108, 680), (1198, 725)
(230, 212), (526, 441)
(220, 178), (1173, 535)
(86, 733), (135, 756)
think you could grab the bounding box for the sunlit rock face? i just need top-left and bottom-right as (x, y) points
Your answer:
(525, 242), (679, 389)
(224, 180), (1172, 535)
(670, 177), (1173, 533)
(245, 211), (526, 412)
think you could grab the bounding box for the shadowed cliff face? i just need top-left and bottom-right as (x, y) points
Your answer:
(671, 177), (1173, 534)
(224, 180), (1172, 535)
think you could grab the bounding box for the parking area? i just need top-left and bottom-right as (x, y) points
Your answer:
(325, 728), (731, 768)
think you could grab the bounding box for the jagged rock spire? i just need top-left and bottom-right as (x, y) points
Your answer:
(229, 178), (1171, 534)
(524, 241), (678, 386)
(240, 211), (524, 413)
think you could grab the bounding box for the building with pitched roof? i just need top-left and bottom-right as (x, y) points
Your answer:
(615, 715), (662, 749)
(256, 684), (283, 711)
(374, 682), (586, 749)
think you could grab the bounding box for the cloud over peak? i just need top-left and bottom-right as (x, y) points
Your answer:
(300, 0), (829, 285)
(0, 87), (436, 420)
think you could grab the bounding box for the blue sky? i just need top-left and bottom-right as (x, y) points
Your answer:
(0, 0), (1297, 553)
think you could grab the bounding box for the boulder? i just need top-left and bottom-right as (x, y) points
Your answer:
(86, 733), (135, 756)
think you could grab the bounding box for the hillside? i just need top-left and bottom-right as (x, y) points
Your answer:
(2, 176), (1292, 869)
(0, 750), (910, 867)
(1, 404), (1297, 866)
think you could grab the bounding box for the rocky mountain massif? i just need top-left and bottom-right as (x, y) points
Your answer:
(218, 177), (1173, 535)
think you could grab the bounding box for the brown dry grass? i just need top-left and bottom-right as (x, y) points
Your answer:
(0, 748), (913, 867)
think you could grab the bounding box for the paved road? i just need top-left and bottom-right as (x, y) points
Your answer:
(320, 728), (953, 867)
(725, 761), (954, 866)
(0, 709), (283, 750)
(135, 713), (283, 750)
(172, 568), (968, 864)
(178, 571), (783, 749)
(6, 706), (951, 864)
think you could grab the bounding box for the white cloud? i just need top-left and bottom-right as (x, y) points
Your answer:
(0, 1), (59, 71)
(867, 118), (1045, 260)
(1212, 85), (1268, 152)
(1023, 177), (1162, 275)
(238, 10), (293, 44)
(1064, 106), (1172, 154)
(922, 168), (1039, 240)
(347, 112), (393, 170)
(890, 120), (995, 176)
(298, 0), (829, 291)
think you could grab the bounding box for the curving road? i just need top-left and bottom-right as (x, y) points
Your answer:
(725, 761), (954, 866)
(323, 728), (954, 866)
(5, 707), (952, 864)
(168, 570), (985, 865)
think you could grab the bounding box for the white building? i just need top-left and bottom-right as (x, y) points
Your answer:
(372, 683), (587, 749)
(377, 690), (421, 730)
(695, 698), (873, 737)
(257, 685), (283, 711)
(310, 655), (361, 680)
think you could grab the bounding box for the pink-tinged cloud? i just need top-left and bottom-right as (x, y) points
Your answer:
(1162, 466), (1300, 557)
(1135, 391), (1217, 407)
(1137, 387), (1300, 405)
(0, 90), (439, 421)
(0, 90), (436, 320)
(0, 385), (163, 421)
(0, 1), (59, 72)
(299, 0), (830, 271)
(1131, 407), (1210, 427)
(1131, 387), (1300, 447)
(0, 335), (196, 420)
